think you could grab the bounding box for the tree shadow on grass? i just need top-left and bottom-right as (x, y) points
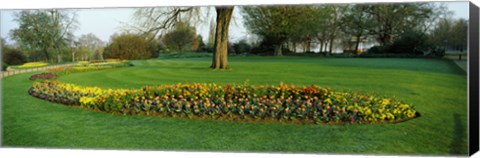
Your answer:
(449, 113), (467, 155)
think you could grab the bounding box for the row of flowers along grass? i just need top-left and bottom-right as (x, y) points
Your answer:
(28, 59), (132, 81)
(8, 62), (49, 70)
(29, 79), (418, 124)
(47, 59), (133, 76)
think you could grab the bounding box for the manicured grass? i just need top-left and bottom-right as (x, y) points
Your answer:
(2, 56), (468, 155)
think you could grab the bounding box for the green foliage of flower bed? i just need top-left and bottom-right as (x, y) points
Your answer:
(29, 80), (418, 124)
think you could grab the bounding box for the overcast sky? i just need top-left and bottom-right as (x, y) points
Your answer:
(0, 1), (470, 45)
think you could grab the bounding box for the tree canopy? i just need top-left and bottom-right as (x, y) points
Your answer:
(162, 22), (196, 53)
(10, 9), (77, 63)
(77, 33), (105, 60)
(242, 6), (318, 56)
(365, 3), (435, 46)
(127, 6), (234, 69)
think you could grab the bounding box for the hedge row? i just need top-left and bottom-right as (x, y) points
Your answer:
(29, 81), (418, 124)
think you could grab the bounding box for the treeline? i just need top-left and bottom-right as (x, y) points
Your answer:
(3, 8), (209, 65)
(240, 3), (468, 57)
(2, 3), (468, 68)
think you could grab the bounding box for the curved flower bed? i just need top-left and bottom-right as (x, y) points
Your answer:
(29, 81), (418, 124)
(29, 72), (57, 81)
(47, 60), (133, 76)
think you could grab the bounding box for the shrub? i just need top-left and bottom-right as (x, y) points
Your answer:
(2, 62), (7, 71)
(389, 30), (429, 55)
(30, 81), (418, 124)
(2, 48), (27, 65)
(233, 40), (252, 54)
(105, 34), (154, 60)
(427, 47), (446, 57)
(367, 31), (431, 56)
(228, 42), (236, 55)
(204, 43), (214, 53)
(367, 45), (390, 54)
(162, 22), (196, 53)
(250, 45), (273, 55)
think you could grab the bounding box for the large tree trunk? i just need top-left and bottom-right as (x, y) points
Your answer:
(327, 38), (334, 56)
(211, 7), (234, 69)
(274, 45), (282, 56)
(43, 48), (50, 62)
(56, 47), (62, 63)
(71, 50), (75, 62)
(292, 42), (297, 53)
(318, 41), (323, 53)
(354, 35), (361, 55)
(99, 51), (104, 61)
(306, 40), (311, 53)
(323, 42), (327, 52)
(57, 54), (62, 63)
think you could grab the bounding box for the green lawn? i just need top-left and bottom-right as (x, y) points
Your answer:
(1, 56), (468, 155)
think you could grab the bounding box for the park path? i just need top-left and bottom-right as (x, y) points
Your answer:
(444, 51), (467, 72)
(0, 63), (76, 78)
(453, 60), (467, 72)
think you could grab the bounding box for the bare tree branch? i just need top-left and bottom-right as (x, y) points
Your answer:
(121, 7), (198, 41)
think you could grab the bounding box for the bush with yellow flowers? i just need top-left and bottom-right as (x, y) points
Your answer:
(29, 81), (418, 124)
(10, 62), (49, 69)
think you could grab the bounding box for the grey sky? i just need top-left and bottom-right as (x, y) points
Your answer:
(0, 1), (470, 45)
